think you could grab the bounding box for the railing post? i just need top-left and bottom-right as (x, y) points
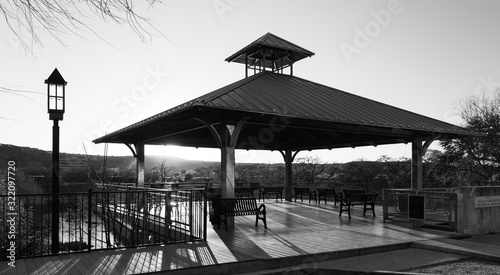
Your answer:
(383, 189), (387, 222)
(143, 191), (148, 245)
(88, 188), (92, 252)
(204, 183), (208, 241)
(166, 191), (172, 240)
(189, 190), (194, 240)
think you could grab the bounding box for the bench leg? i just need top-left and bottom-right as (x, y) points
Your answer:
(217, 215), (228, 231)
(363, 203), (376, 217)
(370, 203), (376, 217)
(309, 191), (317, 203)
(256, 213), (267, 229)
(339, 202), (351, 218)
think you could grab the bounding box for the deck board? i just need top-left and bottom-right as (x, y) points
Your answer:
(1, 201), (453, 274)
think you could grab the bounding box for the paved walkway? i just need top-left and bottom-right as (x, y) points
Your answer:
(1, 200), (498, 274)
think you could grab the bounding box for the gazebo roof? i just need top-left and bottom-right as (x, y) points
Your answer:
(94, 71), (479, 151)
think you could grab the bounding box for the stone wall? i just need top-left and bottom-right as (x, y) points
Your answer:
(457, 186), (500, 235)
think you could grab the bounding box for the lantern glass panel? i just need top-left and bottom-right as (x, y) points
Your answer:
(49, 97), (56, 110)
(56, 98), (64, 110)
(56, 84), (64, 97)
(49, 84), (57, 96)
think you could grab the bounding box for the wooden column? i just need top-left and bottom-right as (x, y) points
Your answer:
(194, 116), (247, 199)
(220, 144), (235, 198)
(411, 138), (423, 190)
(136, 141), (145, 187)
(281, 149), (299, 202)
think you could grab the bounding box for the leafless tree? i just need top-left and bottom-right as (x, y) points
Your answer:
(377, 155), (410, 189)
(0, 0), (171, 54)
(293, 156), (337, 188)
(151, 160), (175, 183)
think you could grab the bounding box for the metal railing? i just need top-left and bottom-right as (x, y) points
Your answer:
(0, 186), (207, 259)
(383, 188), (457, 231)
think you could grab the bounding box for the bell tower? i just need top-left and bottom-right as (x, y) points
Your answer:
(225, 32), (315, 77)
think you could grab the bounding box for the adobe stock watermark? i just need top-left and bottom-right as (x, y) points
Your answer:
(299, 253), (330, 274)
(70, 65), (169, 155)
(340, 0), (407, 64)
(473, 74), (500, 98)
(213, 0), (244, 21)
(6, 161), (17, 268)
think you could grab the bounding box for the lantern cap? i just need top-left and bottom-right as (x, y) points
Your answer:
(45, 68), (67, 85)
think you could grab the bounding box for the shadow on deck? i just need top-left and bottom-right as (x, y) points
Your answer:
(2, 201), (458, 275)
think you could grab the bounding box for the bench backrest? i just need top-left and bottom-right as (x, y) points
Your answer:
(348, 193), (378, 204)
(235, 187), (256, 197)
(264, 187), (283, 193)
(343, 189), (365, 199)
(213, 198), (258, 214)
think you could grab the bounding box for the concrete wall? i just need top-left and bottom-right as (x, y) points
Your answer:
(457, 186), (500, 235)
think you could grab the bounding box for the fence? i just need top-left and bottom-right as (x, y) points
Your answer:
(383, 188), (457, 232)
(0, 186), (207, 259)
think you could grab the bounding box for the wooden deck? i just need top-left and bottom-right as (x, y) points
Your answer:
(1, 201), (454, 275)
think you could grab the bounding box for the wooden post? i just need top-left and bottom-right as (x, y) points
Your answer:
(220, 134), (235, 199)
(245, 54), (248, 78)
(136, 141), (145, 187)
(285, 150), (293, 201)
(281, 149), (299, 202)
(411, 138), (423, 190)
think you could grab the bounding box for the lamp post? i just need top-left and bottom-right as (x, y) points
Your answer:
(45, 68), (67, 254)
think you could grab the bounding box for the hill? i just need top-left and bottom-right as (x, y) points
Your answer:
(0, 143), (219, 174)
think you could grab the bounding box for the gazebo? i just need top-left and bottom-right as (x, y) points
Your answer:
(94, 32), (479, 201)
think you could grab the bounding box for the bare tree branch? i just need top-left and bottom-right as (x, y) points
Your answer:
(1, 0), (174, 55)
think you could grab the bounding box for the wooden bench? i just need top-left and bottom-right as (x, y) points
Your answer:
(211, 198), (267, 231)
(316, 188), (342, 206)
(259, 187), (283, 202)
(339, 189), (378, 218)
(294, 187), (316, 203)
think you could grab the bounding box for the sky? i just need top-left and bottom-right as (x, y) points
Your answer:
(1, 0), (499, 164)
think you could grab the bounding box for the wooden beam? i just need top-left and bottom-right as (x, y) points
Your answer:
(124, 143), (137, 158)
(193, 118), (222, 148)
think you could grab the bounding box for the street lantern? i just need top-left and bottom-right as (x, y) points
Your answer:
(45, 68), (67, 121)
(45, 68), (67, 254)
